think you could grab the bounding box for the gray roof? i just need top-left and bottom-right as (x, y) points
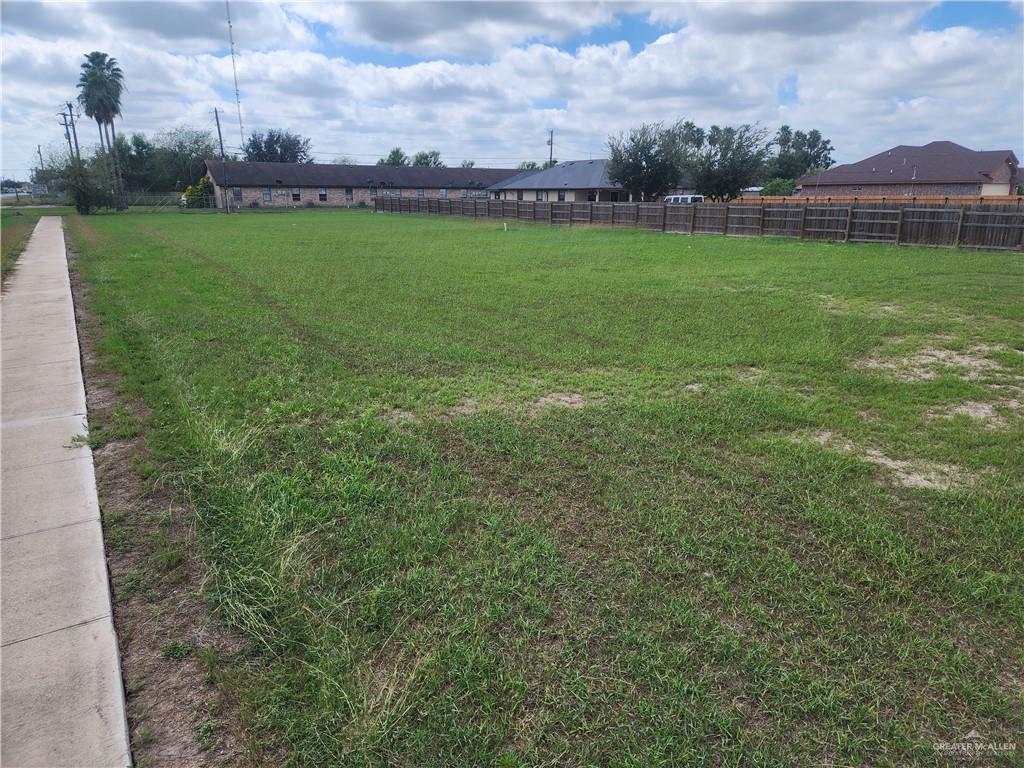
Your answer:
(488, 159), (621, 191)
(206, 160), (521, 189)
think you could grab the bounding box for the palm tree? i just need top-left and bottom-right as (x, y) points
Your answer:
(78, 52), (126, 207)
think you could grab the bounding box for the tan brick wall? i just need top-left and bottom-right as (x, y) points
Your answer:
(499, 189), (629, 202)
(209, 176), (491, 209)
(796, 182), (984, 196)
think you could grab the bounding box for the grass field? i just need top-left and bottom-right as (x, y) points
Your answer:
(1, 206), (75, 282)
(67, 209), (1022, 765)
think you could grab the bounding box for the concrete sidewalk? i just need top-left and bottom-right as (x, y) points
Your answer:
(1, 217), (131, 767)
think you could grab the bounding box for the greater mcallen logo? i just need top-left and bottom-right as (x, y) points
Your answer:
(935, 729), (1017, 758)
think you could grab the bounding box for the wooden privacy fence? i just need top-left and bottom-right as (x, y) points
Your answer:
(374, 196), (1024, 251)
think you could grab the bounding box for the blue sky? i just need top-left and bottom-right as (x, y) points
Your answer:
(2, 1), (1022, 177)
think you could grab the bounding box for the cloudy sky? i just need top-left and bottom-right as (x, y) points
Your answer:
(2, 0), (1022, 178)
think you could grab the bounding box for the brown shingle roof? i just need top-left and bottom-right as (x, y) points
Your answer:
(205, 160), (522, 189)
(796, 141), (1019, 187)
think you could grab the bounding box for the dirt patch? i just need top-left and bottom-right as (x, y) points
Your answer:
(383, 406), (419, 425)
(736, 367), (764, 383)
(929, 400), (1020, 429)
(683, 383), (703, 393)
(857, 343), (1013, 382)
(818, 296), (902, 317)
(534, 392), (588, 410)
(818, 296), (851, 315)
(808, 430), (966, 490)
(449, 397), (480, 416)
(68, 239), (250, 767)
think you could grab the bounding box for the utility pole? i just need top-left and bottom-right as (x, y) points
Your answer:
(37, 145), (45, 174)
(547, 129), (554, 168)
(59, 111), (75, 159)
(66, 101), (82, 163)
(214, 107), (230, 213)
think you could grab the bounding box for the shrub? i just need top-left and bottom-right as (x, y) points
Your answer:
(184, 176), (214, 208)
(67, 167), (113, 215)
(761, 178), (796, 197)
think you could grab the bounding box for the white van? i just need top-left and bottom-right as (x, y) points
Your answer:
(663, 194), (704, 204)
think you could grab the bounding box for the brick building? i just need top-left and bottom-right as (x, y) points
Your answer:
(204, 160), (522, 209)
(488, 160), (631, 202)
(796, 141), (1020, 197)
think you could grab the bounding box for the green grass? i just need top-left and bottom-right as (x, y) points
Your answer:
(1, 206), (76, 282)
(67, 209), (1023, 766)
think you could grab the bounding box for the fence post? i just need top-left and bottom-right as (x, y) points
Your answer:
(516, 200), (520, 220)
(895, 206), (905, 245)
(799, 205), (808, 239)
(587, 202), (593, 224)
(690, 204), (697, 234)
(758, 204), (765, 236)
(844, 205), (853, 241)
(954, 205), (965, 247)
(723, 204), (729, 235)
(662, 203), (667, 232)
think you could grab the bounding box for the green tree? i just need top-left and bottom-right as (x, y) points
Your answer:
(113, 133), (155, 191)
(541, 159), (558, 169)
(412, 150), (445, 167)
(460, 159), (475, 168)
(688, 124), (772, 201)
(77, 51), (126, 208)
(332, 155), (357, 165)
(518, 160), (539, 170)
(761, 177), (796, 196)
(606, 121), (695, 202)
(243, 129), (313, 163)
(144, 127), (217, 191)
(377, 147), (410, 166)
(764, 125), (835, 180)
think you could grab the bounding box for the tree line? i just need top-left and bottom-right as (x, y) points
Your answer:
(606, 121), (834, 201)
(51, 50), (830, 212)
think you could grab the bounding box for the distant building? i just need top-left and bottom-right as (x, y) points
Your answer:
(204, 160), (522, 208)
(488, 159), (632, 202)
(796, 141), (1020, 196)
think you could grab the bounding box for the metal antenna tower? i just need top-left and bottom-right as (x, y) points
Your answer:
(225, 0), (245, 145)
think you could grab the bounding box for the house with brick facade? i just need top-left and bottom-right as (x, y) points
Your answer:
(796, 141), (1020, 197)
(204, 160), (522, 209)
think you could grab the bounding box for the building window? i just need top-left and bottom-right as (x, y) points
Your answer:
(345, 187), (353, 201)
(395, 189), (402, 198)
(587, 190), (597, 202)
(460, 189), (468, 198)
(370, 186), (378, 198)
(262, 186), (271, 202)
(516, 190), (524, 201)
(292, 187), (301, 202)
(232, 187), (242, 201)
(493, 191), (500, 200)
(535, 190), (543, 202)
(318, 188), (328, 202)
(610, 191), (620, 202)
(440, 189), (448, 199)
(417, 188), (425, 198)
(557, 190), (566, 202)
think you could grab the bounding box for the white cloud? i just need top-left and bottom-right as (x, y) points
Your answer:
(288, 1), (621, 57)
(2, 1), (1021, 180)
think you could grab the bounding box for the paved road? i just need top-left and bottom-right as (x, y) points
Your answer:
(1, 217), (131, 767)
